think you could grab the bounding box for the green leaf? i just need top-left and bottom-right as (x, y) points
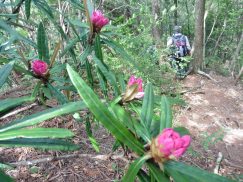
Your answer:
(79, 45), (92, 64)
(13, 65), (33, 76)
(93, 55), (119, 96)
(33, 0), (77, 63)
(94, 35), (104, 62)
(31, 81), (41, 98)
(37, 22), (49, 64)
(70, 20), (89, 28)
(67, 64), (144, 155)
(0, 96), (35, 114)
(0, 128), (74, 140)
(122, 155), (151, 182)
(160, 96), (172, 131)
(42, 86), (52, 99)
(117, 74), (126, 93)
(0, 163), (14, 170)
(0, 138), (79, 151)
(85, 119), (100, 152)
(85, 59), (94, 87)
(47, 82), (68, 104)
(25, 0), (31, 19)
(141, 83), (154, 132)
(60, 37), (79, 58)
(137, 169), (150, 182)
(32, 0), (54, 19)
(0, 62), (14, 89)
(0, 101), (86, 132)
(83, 0), (94, 31)
(0, 170), (14, 182)
(102, 38), (141, 71)
(173, 127), (190, 136)
(0, 20), (36, 47)
(147, 163), (170, 182)
(164, 161), (235, 182)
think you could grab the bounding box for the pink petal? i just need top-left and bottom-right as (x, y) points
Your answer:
(161, 138), (174, 151)
(181, 135), (191, 148)
(135, 92), (144, 99)
(174, 138), (183, 150)
(171, 131), (180, 139)
(128, 75), (136, 86)
(171, 148), (186, 158)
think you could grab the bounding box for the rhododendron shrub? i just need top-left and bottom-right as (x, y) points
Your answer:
(67, 65), (235, 182)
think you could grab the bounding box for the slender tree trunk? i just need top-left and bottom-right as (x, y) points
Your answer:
(151, 0), (161, 42)
(230, 32), (243, 73)
(192, 0), (205, 72)
(185, 0), (191, 37)
(174, 0), (178, 25)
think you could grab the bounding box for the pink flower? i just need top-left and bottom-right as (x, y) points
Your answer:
(31, 60), (48, 77)
(91, 10), (109, 32)
(150, 128), (191, 162)
(128, 75), (144, 99)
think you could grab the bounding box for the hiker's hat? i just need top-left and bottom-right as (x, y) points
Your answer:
(173, 25), (182, 33)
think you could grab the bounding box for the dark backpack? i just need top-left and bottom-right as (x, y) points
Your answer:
(172, 34), (188, 57)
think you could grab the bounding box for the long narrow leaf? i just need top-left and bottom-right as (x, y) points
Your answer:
(0, 138), (79, 151)
(147, 163), (170, 182)
(67, 64), (144, 155)
(47, 82), (68, 104)
(141, 83), (154, 132)
(160, 96), (172, 131)
(137, 169), (150, 182)
(0, 128), (74, 140)
(25, 0), (31, 19)
(0, 96), (35, 114)
(122, 155), (151, 182)
(37, 22), (49, 63)
(0, 101), (86, 132)
(0, 170), (14, 182)
(85, 119), (100, 152)
(0, 62), (14, 88)
(101, 38), (141, 70)
(92, 55), (119, 96)
(164, 161), (235, 182)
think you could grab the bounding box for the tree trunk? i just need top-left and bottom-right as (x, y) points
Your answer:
(151, 0), (161, 42)
(192, 0), (205, 72)
(230, 32), (243, 73)
(174, 0), (178, 25)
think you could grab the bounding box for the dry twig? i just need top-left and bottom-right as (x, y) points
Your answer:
(0, 103), (37, 120)
(8, 153), (129, 167)
(214, 152), (223, 174)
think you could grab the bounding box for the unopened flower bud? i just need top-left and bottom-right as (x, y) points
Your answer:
(150, 128), (191, 163)
(127, 75), (144, 99)
(31, 60), (48, 77)
(91, 10), (109, 32)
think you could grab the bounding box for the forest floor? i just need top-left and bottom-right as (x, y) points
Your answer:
(0, 73), (242, 182)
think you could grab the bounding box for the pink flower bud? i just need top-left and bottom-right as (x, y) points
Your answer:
(150, 128), (191, 163)
(91, 10), (109, 32)
(128, 75), (144, 99)
(31, 60), (48, 77)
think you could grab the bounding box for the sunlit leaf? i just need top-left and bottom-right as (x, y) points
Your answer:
(67, 64), (144, 155)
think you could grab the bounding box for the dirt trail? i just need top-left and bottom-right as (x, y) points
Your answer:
(175, 74), (243, 179)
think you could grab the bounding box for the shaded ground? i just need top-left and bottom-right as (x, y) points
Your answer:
(0, 73), (242, 181)
(176, 74), (243, 181)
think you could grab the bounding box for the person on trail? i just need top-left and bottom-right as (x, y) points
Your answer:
(167, 25), (192, 78)
(167, 25), (191, 56)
